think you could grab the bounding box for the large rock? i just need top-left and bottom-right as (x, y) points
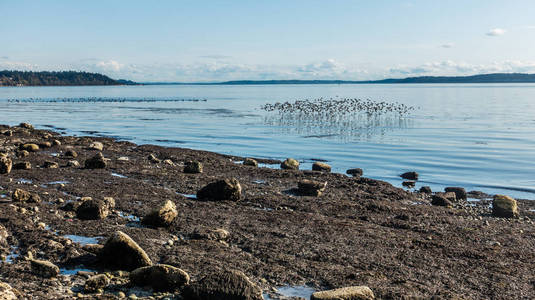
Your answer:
(297, 180), (327, 196)
(346, 168), (363, 177)
(492, 195), (518, 218)
(0, 282), (17, 300)
(20, 143), (39, 152)
(183, 269), (263, 300)
(400, 171), (418, 180)
(19, 122), (34, 130)
(65, 150), (78, 158)
(142, 200), (178, 227)
(30, 259), (60, 278)
(43, 161), (59, 169)
(311, 286), (375, 300)
(12, 189), (31, 202)
(312, 162), (331, 172)
(280, 158), (299, 170)
(13, 161), (31, 170)
(85, 152), (107, 169)
(84, 274), (110, 293)
(197, 178), (242, 201)
(98, 231), (152, 271)
(419, 186), (432, 193)
(242, 158), (258, 167)
(76, 199), (109, 220)
(130, 264), (190, 292)
(184, 161), (203, 174)
(0, 156), (12, 174)
(431, 194), (453, 207)
(444, 187), (467, 201)
(88, 141), (104, 151)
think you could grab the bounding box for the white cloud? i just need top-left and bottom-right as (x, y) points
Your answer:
(440, 43), (454, 48)
(0, 60), (38, 70)
(389, 60), (535, 77)
(95, 60), (123, 72)
(486, 28), (506, 36)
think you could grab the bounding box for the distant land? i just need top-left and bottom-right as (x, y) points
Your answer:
(0, 70), (136, 86)
(3, 71), (535, 86)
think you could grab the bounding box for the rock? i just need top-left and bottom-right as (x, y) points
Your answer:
(21, 143), (39, 152)
(281, 158), (299, 170)
(444, 187), (467, 201)
(441, 192), (457, 202)
(65, 150), (78, 158)
(85, 274), (110, 293)
(103, 197), (115, 209)
(419, 186), (432, 193)
(13, 161), (31, 170)
(16, 150), (29, 158)
(82, 244), (104, 255)
(297, 179), (327, 196)
(197, 178), (242, 201)
(311, 286), (375, 300)
(43, 161), (59, 169)
(30, 259), (59, 278)
(130, 264), (190, 292)
(184, 161), (203, 174)
(3, 130), (13, 136)
(0, 282), (17, 300)
(52, 139), (61, 146)
(142, 200), (178, 227)
(76, 199), (109, 220)
(243, 158), (258, 167)
(0, 156), (12, 174)
(67, 160), (80, 167)
(400, 171), (418, 180)
(191, 228), (230, 241)
(28, 193), (41, 203)
(19, 122), (34, 130)
(431, 195), (452, 207)
(89, 141), (104, 151)
(98, 231), (152, 271)
(312, 162), (331, 172)
(61, 201), (80, 212)
(492, 195), (518, 218)
(402, 181), (415, 188)
(183, 269), (263, 300)
(85, 152), (107, 169)
(39, 141), (52, 148)
(148, 154), (161, 163)
(163, 159), (174, 166)
(12, 188), (31, 202)
(346, 168), (363, 177)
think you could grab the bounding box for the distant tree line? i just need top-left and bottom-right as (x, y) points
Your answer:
(0, 70), (137, 86)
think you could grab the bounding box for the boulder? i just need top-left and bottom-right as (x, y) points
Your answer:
(402, 181), (415, 188)
(30, 259), (59, 278)
(184, 161), (203, 174)
(13, 161), (31, 170)
(148, 154), (161, 163)
(98, 231), (152, 271)
(12, 188), (31, 202)
(85, 152), (107, 169)
(311, 286), (375, 300)
(183, 269), (263, 300)
(67, 160), (80, 167)
(346, 168), (363, 177)
(76, 199), (109, 220)
(142, 200), (178, 227)
(19, 122), (34, 130)
(197, 178), (242, 201)
(103, 197), (115, 209)
(82, 243), (104, 255)
(243, 158), (258, 167)
(21, 143), (39, 152)
(0, 156), (12, 174)
(431, 195), (452, 207)
(52, 139), (61, 146)
(419, 186), (432, 193)
(297, 180), (327, 196)
(16, 150), (29, 158)
(84, 274), (110, 293)
(281, 158), (299, 170)
(130, 264), (190, 292)
(39, 141), (52, 148)
(444, 187), (467, 201)
(65, 150), (78, 158)
(400, 171), (418, 180)
(0, 282), (17, 300)
(88, 141), (104, 151)
(312, 162), (331, 172)
(43, 161), (59, 169)
(492, 195), (518, 218)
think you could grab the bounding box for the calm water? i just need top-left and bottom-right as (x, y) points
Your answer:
(1, 84), (534, 199)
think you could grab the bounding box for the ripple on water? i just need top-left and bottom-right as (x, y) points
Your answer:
(60, 267), (96, 275)
(111, 172), (128, 178)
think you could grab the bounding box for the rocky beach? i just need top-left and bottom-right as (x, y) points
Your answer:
(1, 123), (535, 299)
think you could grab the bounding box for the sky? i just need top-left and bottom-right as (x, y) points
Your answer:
(1, 0), (535, 82)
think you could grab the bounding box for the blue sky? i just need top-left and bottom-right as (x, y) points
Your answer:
(1, 0), (535, 82)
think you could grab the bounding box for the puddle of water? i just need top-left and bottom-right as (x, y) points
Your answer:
(258, 163), (279, 169)
(264, 285), (316, 300)
(47, 180), (70, 185)
(63, 235), (101, 246)
(253, 180), (266, 184)
(16, 178), (33, 184)
(467, 198), (481, 202)
(178, 193), (197, 199)
(111, 172), (128, 178)
(4, 247), (19, 263)
(60, 267), (95, 276)
(117, 211), (140, 222)
(0, 194), (6, 198)
(50, 153), (59, 157)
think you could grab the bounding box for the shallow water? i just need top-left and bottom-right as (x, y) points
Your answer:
(1, 84), (535, 199)
(63, 234), (101, 245)
(264, 285), (316, 299)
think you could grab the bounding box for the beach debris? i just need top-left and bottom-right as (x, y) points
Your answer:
(197, 178), (242, 201)
(346, 168), (363, 177)
(0, 156), (12, 174)
(98, 231), (152, 271)
(30, 259), (59, 278)
(130, 264), (190, 292)
(20, 143), (39, 152)
(13, 161), (31, 170)
(312, 162), (331, 172)
(88, 141), (103, 151)
(419, 186), (432, 193)
(243, 158), (258, 167)
(183, 269), (262, 300)
(142, 200), (177, 227)
(400, 171), (418, 180)
(147, 153), (161, 163)
(444, 187), (467, 201)
(281, 158), (299, 170)
(492, 195), (518, 218)
(84, 152), (107, 169)
(184, 161), (203, 173)
(311, 286), (375, 300)
(84, 274), (110, 293)
(298, 179), (327, 196)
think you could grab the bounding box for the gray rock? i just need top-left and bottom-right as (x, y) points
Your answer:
(346, 168), (363, 177)
(402, 181), (415, 188)
(85, 152), (107, 169)
(400, 171), (418, 180)
(281, 158), (299, 170)
(0, 156), (12, 174)
(312, 162), (331, 172)
(88, 141), (104, 151)
(65, 150), (78, 158)
(184, 161), (203, 174)
(19, 122), (34, 130)
(419, 186), (432, 193)
(84, 274), (110, 293)
(243, 158), (258, 167)
(20, 143), (39, 152)
(13, 161), (31, 170)
(130, 264), (190, 292)
(297, 180), (327, 196)
(30, 259), (59, 278)
(197, 178), (242, 201)
(39, 141), (52, 148)
(142, 200), (178, 227)
(43, 161), (59, 169)
(431, 195), (452, 207)
(12, 188), (31, 202)
(444, 187), (467, 201)
(492, 195), (518, 218)
(183, 269), (263, 300)
(311, 286), (375, 300)
(191, 228), (230, 241)
(98, 231), (152, 271)
(67, 160), (80, 167)
(76, 199), (109, 220)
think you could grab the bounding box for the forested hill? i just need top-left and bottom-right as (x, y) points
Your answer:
(0, 71), (137, 86)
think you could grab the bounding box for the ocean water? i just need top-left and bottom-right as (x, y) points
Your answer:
(1, 84), (534, 199)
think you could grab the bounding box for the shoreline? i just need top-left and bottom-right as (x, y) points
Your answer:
(1, 123), (535, 299)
